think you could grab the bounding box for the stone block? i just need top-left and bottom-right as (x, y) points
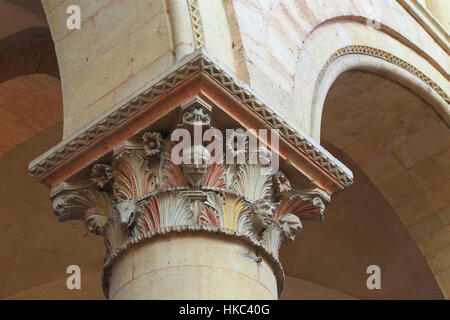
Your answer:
(95, 0), (165, 54)
(361, 153), (405, 186)
(427, 245), (450, 273)
(418, 225), (450, 255)
(46, 0), (108, 41)
(395, 186), (448, 225)
(64, 92), (115, 137)
(393, 121), (450, 168)
(62, 40), (131, 136)
(113, 51), (174, 105)
(55, 20), (98, 78)
(129, 13), (172, 74)
(409, 206), (450, 239)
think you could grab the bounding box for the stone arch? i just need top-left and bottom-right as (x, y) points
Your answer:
(286, 3), (450, 299)
(0, 27), (59, 83)
(221, 0), (448, 140)
(309, 49), (449, 141)
(320, 69), (450, 298)
(292, 19), (448, 139)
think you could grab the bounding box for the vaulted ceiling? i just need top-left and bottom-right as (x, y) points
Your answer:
(0, 0), (61, 159)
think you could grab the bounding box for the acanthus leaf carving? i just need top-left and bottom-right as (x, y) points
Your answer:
(161, 145), (190, 188)
(274, 195), (325, 222)
(230, 164), (272, 202)
(52, 187), (113, 222)
(112, 149), (157, 201)
(51, 100), (330, 277)
(144, 192), (193, 228)
(202, 162), (226, 189)
(52, 186), (126, 258)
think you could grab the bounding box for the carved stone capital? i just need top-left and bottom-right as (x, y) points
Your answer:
(30, 52), (352, 298)
(49, 98), (335, 298)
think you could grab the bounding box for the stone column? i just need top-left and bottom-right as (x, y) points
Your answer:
(30, 52), (352, 300)
(167, 0), (195, 61)
(109, 233), (279, 299)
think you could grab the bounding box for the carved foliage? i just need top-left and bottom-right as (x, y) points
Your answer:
(53, 105), (330, 260)
(53, 187), (113, 222)
(230, 164), (272, 202)
(112, 150), (157, 200)
(141, 192), (192, 230)
(142, 132), (162, 157)
(161, 146), (190, 188)
(275, 196), (325, 222)
(205, 193), (248, 231)
(52, 186), (126, 257)
(182, 106), (210, 126)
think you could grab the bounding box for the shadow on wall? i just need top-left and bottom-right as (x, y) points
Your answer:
(0, 123), (105, 299)
(279, 141), (444, 300)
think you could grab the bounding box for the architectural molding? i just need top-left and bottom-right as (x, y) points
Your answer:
(397, 0), (449, 54)
(29, 50), (353, 191)
(187, 0), (205, 49)
(321, 45), (450, 104)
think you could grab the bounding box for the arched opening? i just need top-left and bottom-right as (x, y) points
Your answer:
(303, 69), (448, 299)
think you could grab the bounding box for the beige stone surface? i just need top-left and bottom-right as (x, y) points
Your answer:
(0, 123), (105, 299)
(198, 0), (235, 72)
(426, 0), (450, 30)
(95, 0), (165, 54)
(4, 272), (104, 300)
(129, 12), (172, 74)
(409, 207), (450, 240)
(427, 245), (450, 273)
(393, 121), (450, 168)
(167, 0), (194, 60)
(109, 233), (278, 300)
(395, 186), (449, 226)
(224, 0), (449, 137)
(39, 0), (449, 140)
(418, 225), (450, 256)
(322, 70), (450, 297)
(62, 39), (131, 133)
(41, 0), (174, 138)
(45, 0), (108, 42)
(55, 19), (98, 78)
